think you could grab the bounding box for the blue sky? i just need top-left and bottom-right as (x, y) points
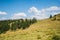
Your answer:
(0, 0), (60, 20)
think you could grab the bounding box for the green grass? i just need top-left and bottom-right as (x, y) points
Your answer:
(0, 18), (60, 40)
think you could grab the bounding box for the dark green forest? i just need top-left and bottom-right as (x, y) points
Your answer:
(0, 18), (37, 34)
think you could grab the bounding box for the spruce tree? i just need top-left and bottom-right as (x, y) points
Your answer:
(50, 14), (52, 18)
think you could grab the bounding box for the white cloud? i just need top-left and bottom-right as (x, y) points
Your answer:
(46, 6), (60, 11)
(0, 11), (7, 15)
(0, 12), (27, 20)
(28, 7), (40, 15)
(0, 6), (60, 20)
(0, 11), (7, 20)
(11, 12), (27, 19)
(28, 7), (39, 13)
(28, 6), (60, 19)
(13, 13), (26, 17)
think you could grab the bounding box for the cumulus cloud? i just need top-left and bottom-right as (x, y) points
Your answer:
(28, 7), (40, 13)
(0, 11), (7, 20)
(0, 11), (7, 15)
(28, 6), (60, 19)
(28, 7), (41, 16)
(0, 6), (60, 20)
(13, 13), (26, 17)
(11, 12), (27, 19)
(0, 12), (27, 20)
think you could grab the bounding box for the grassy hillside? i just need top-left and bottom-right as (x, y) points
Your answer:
(0, 14), (60, 40)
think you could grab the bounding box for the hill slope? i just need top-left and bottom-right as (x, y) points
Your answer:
(0, 14), (60, 40)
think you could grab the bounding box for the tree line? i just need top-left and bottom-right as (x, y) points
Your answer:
(0, 18), (37, 34)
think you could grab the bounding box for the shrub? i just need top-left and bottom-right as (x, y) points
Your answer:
(47, 34), (60, 40)
(52, 35), (60, 40)
(37, 35), (41, 39)
(53, 15), (56, 21)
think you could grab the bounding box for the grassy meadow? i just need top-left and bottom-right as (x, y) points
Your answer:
(0, 14), (60, 40)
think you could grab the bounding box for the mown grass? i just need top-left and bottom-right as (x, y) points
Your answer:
(0, 18), (60, 40)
